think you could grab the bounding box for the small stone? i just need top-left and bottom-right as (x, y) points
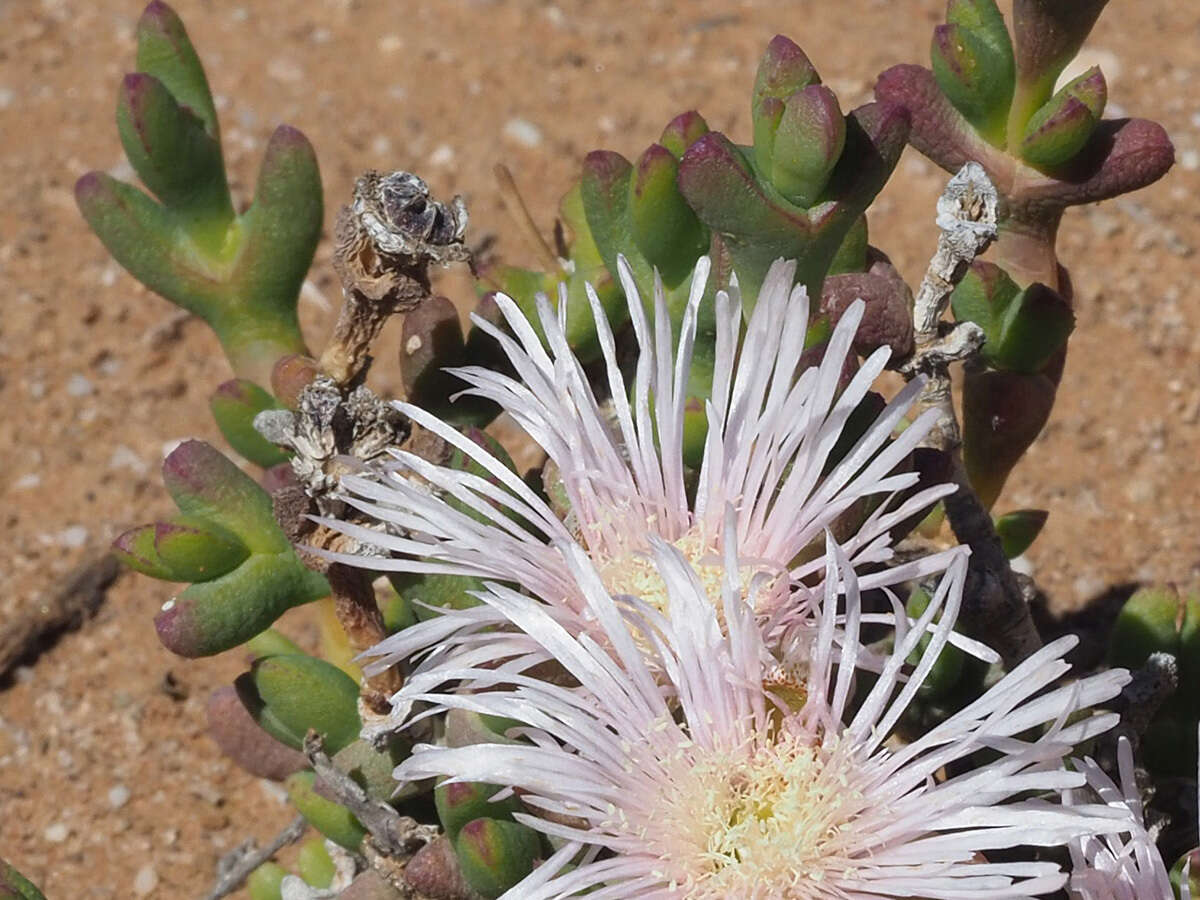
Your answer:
(13, 473), (40, 490)
(67, 373), (94, 397)
(0, 87), (13, 109)
(133, 864), (158, 896)
(503, 117), (543, 148)
(428, 144), (455, 167)
(44, 822), (69, 843)
(1180, 148), (1199, 172)
(109, 445), (148, 474)
(378, 34), (403, 53)
(57, 525), (89, 548)
(108, 784), (131, 809)
(267, 57), (303, 83)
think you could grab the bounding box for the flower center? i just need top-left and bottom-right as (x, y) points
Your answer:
(599, 529), (771, 621)
(639, 729), (864, 898)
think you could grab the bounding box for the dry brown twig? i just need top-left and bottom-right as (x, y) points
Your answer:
(203, 815), (307, 900)
(899, 162), (1043, 668)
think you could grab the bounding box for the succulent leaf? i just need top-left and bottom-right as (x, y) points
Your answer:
(286, 770), (368, 851)
(210, 379), (291, 468)
(248, 653), (363, 754)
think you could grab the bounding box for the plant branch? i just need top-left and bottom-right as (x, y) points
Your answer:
(901, 162), (1043, 668)
(203, 815), (307, 900)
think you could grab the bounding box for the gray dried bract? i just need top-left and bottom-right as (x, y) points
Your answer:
(254, 375), (409, 515)
(353, 170), (469, 264)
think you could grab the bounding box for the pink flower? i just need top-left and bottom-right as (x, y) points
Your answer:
(322, 258), (971, 707)
(396, 530), (1131, 899)
(1067, 738), (1179, 900)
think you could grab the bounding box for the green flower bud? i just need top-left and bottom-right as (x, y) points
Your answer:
(658, 110), (709, 160)
(769, 85), (846, 207)
(1020, 66), (1106, 170)
(930, 22), (1014, 146)
(454, 818), (540, 899)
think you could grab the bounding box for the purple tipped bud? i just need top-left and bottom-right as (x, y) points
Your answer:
(115, 72), (230, 226)
(658, 110), (709, 159)
(161, 440), (283, 552)
(155, 553), (328, 657)
(135, 1), (219, 138)
(629, 143), (707, 285)
(752, 35), (819, 109)
(112, 523), (177, 580)
(152, 518), (249, 582)
(436, 780), (523, 841)
(454, 818), (540, 898)
(1019, 66), (1106, 170)
(1011, 0), (1108, 110)
(930, 22), (1014, 145)
(205, 686), (306, 780)
(770, 84), (846, 207)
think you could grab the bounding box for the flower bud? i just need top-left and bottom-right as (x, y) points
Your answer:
(658, 110), (709, 160)
(454, 818), (540, 899)
(930, 22), (1013, 145)
(436, 780), (524, 841)
(115, 73), (231, 236)
(770, 85), (846, 207)
(1020, 66), (1106, 170)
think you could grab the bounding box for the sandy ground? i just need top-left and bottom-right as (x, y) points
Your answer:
(0, 0), (1197, 895)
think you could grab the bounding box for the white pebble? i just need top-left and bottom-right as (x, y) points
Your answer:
(13, 473), (40, 490)
(1180, 149), (1199, 172)
(267, 57), (303, 83)
(109, 445), (148, 474)
(504, 117), (543, 149)
(57, 525), (89, 548)
(377, 34), (403, 53)
(428, 143), (455, 167)
(108, 784), (131, 809)
(67, 373), (94, 397)
(133, 864), (158, 896)
(0, 87), (13, 109)
(44, 822), (69, 843)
